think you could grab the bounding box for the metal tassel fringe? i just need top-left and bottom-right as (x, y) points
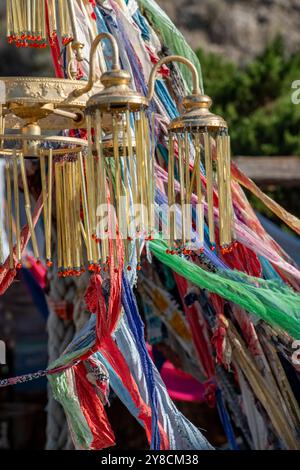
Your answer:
(167, 130), (234, 254)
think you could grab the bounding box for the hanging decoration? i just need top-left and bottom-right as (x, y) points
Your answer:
(0, 0), (98, 277)
(1, 0), (300, 453)
(0, 70), (102, 276)
(147, 56), (234, 252)
(6, 0), (74, 48)
(73, 32), (154, 272)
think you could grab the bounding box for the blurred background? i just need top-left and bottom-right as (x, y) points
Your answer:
(0, 0), (299, 450)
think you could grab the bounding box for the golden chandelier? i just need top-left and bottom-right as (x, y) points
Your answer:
(0, 1), (234, 277)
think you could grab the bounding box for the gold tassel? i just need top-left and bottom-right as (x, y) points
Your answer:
(224, 134), (234, 243)
(112, 114), (122, 270)
(168, 134), (176, 248)
(19, 153), (40, 261)
(149, 112), (155, 237)
(46, 149), (53, 266)
(41, 0), (46, 42)
(95, 110), (108, 267)
(55, 163), (63, 272)
(203, 132), (215, 247)
(141, 110), (152, 237)
(5, 160), (14, 269)
(6, 0), (12, 38)
(178, 134), (186, 248)
(31, 0), (36, 38)
(122, 115), (130, 264)
(184, 130), (191, 246)
(12, 151), (21, 266)
(86, 114), (96, 239)
(79, 151), (93, 266)
(26, 0), (31, 39)
(62, 162), (71, 271)
(194, 133), (204, 248)
(217, 133), (233, 249)
(126, 111), (137, 242)
(6, 0), (50, 46)
(74, 158), (82, 272)
(86, 114), (98, 268)
(58, 0), (72, 43)
(126, 110), (140, 267)
(135, 113), (145, 233)
(40, 151), (49, 266)
(126, 110), (136, 209)
(94, 110), (103, 239)
(216, 135), (225, 246)
(47, 0), (57, 38)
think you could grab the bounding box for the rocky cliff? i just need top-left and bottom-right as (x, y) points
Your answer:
(156, 0), (300, 62)
(0, 0), (299, 74)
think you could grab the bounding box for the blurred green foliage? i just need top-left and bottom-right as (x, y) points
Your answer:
(196, 37), (300, 156)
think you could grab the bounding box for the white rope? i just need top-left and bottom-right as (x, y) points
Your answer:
(46, 272), (76, 450)
(45, 236), (90, 449)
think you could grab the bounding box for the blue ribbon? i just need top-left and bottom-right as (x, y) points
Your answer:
(122, 272), (161, 450)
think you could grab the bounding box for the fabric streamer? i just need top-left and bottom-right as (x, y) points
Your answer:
(149, 239), (300, 339)
(138, 0), (203, 92)
(122, 272), (161, 449)
(2, 0), (300, 452)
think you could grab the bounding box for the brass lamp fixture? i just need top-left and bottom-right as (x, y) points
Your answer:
(0, 0), (102, 276)
(0, 56), (104, 275)
(74, 33), (154, 272)
(1, 1), (233, 278)
(0, 27), (154, 276)
(0, 135), (88, 272)
(147, 56), (234, 253)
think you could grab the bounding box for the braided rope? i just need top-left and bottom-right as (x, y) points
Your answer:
(46, 275), (75, 450)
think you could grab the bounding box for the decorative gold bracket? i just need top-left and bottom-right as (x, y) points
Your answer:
(147, 55), (201, 101)
(72, 33), (120, 99)
(146, 55), (226, 131)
